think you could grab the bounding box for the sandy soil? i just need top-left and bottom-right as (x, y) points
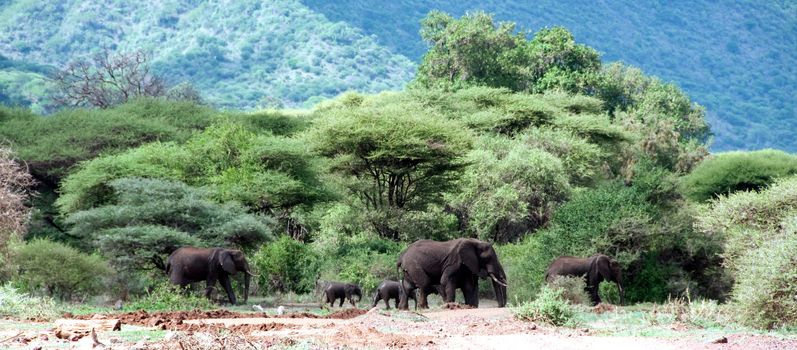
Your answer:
(3, 306), (796, 349)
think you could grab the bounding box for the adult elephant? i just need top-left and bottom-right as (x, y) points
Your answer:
(161, 247), (257, 305)
(544, 254), (624, 305)
(397, 238), (508, 310)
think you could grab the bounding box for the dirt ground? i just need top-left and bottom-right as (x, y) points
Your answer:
(2, 306), (796, 349)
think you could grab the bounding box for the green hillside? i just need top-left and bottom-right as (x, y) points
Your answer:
(302, 0), (797, 152)
(0, 55), (55, 114)
(0, 0), (414, 109)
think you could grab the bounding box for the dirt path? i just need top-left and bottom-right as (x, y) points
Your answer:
(6, 307), (797, 349)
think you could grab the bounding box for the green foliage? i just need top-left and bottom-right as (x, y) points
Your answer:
(0, 283), (59, 320)
(308, 93), (471, 238)
(0, 0), (414, 109)
(495, 238), (548, 302)
(253, 235), (320, 294)
(305, 1), (797, 151)
(453, 135), (570, 242)
(123, 282), (214, 312)
(512, 286), (577, 326)
(57, 121), (329, 216)
(65, 178), (273, 272)
(547, 276), (590, 305)
(697, 176), (797, 328)
(0, 98), (216, 183)
(15, 239), (113, 301)
(517, 128), (604, 185)
(414, 12), (600, 95)
(682, 149), (797, 202)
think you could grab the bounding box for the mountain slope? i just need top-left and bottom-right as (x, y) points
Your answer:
(302, 0), (797, 152)
(0, 0), (415, 109)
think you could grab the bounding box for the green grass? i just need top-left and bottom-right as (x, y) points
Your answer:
(574, 303), (797, 339)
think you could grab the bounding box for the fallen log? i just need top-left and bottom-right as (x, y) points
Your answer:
(53, 319), (121, 340)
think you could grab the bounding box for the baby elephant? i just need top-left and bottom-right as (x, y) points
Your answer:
(372, 280), (416, 309)
(323, 282), (362, 307)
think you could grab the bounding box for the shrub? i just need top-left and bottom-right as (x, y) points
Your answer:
(512, 286), (577, 326)
(697, 176), (797, 328)
(682, 149), (797, 202)
(123, 282), (214, 312)
(453, 135), (571, 242)
(0, 146), (35, 281)
(548, 276), (590, 305)
(66, 178), (273, 273)
(15, 239), (113, 300)
(495, 238), (548, 302)
(253, 235), (320, 294)
(0, 283), (59, 320)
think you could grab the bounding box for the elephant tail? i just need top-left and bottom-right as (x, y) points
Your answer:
(397, 263), (406, 305)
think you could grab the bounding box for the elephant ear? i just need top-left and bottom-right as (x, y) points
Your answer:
(221, 251), (237, 274)
(446, 239), (480, 275)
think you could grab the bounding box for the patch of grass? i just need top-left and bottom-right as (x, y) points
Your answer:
(58, 303), (114, 316)
(123, 283), (214, 312)
(513, 286), (578, 327)
(111, 327), (166, 343)
(0, 283), (60, 320)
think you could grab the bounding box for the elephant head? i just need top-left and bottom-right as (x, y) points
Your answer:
(346, 283), (362, 303)
(447, 239), (508, 307)
(591, 254), (624, 305)
(214, 249), (258, 303)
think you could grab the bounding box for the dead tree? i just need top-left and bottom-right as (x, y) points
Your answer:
(52, 49), (166, 108)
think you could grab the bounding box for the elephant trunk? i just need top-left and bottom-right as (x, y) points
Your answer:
(618, 283), (625, 306)
(243, 271), (250, 304)
(490, 273), (508, 307)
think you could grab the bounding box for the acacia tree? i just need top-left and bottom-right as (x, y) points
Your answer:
(0, 146), (35, 280)
(53, 50), (166, 108)
(309, 93), (471, 239)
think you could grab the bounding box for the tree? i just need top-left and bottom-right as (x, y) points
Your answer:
(52, 50), (166, 108)
(0, 146), (35, 280)
(414, 12), (601, 95)
(308, 93), (471, 239)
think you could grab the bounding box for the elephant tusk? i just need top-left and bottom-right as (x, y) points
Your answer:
(490, 274), (508, 287)
(246, 270), (260, 277)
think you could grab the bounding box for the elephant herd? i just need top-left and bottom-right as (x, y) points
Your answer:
(154, 238), (625, 308)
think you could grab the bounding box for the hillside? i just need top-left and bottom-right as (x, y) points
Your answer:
(302, 0), (797, 152)
(1, 1), (795, 151)
(0, 0), (414, 110)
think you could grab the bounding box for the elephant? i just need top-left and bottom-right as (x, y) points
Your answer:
(157, 247), (257, 305)
(373, 280), (443, 309)
(323, 282), (362, 307)
(544, 254), (625, 305)
(397, 238), (508, 310)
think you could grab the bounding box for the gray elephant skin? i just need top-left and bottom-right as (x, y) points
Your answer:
(323, 282), (362, 307)
(397, 238), (508, 310)
(372, 280), (442, 309)
(160, 247), (257, 305)
(544, 254), (625, 305)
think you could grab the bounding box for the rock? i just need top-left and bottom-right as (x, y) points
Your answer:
(707, 336), (728, 344)
(113, 300), (124, 310)
(163, 331), (178, 342)
(277, 305), (285, 315)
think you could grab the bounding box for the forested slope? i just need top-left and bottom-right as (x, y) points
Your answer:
(302, 0), (797, 151)
(0, 0), (414, 109)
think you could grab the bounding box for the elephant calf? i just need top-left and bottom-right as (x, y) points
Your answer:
(323, 282), (362, 307)
(372, 280), (415, 309)
(545, 254), (624, 305)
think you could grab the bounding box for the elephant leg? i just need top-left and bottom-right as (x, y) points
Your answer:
(205, 276), (218, 301)
(418, 289), (430, 309)
(461, 276), (478, 307)
(372, 291), (380, 308)
(398, 279), (416, 310)
(219, 274), (236, 305)
(384, 292), (392, 309)
(587, 285), (600, 305)
(338, 296), (344, 307)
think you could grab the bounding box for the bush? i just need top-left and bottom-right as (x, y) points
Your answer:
(453, 135), (571, 242)
(253, 235), (320, 294)
(15, 239), (113, 300)
(682, 149), (797, 202)
(123, 282), (214, 312)
(0, 283), (59, 320)
(548, 276), (590, 305)
(495, 238), (548, 302)
(512, 286), (577, 326)
(697, 176), (797, 328)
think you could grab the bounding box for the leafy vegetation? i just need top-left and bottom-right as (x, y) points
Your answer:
(0, 284), (59, 320)
(2, 6), (796, 332)
(123, 282), (214, 312)
(15, 239), (113, 300)
(682, 149), (797, 202)
(512, 286), (578, 326)
(304, 0), (797, 151)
